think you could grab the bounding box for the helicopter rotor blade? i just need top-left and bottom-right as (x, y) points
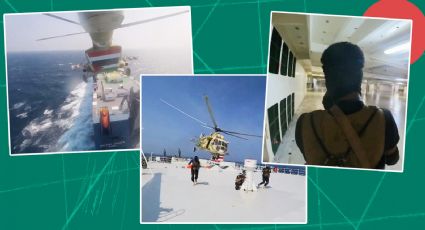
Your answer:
(204, 96), (219, 129)
(221, 131), (249, 140)
(221, 129), (263, 138)
(38, 10), (189, 41)
(119, 9), (190, 29)
(36, 14), (84, 41)
(201, 125), (215, 130)
(36, 31), (87, 41)
(44, 13), (81, 25)
(160, 98), (208, 126)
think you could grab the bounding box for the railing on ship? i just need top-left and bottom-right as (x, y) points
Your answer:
(144, 156), (306, 176)
(147, 156), (173, 163)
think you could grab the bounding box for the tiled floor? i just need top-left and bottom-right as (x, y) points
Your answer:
(273, 90), (406, 171)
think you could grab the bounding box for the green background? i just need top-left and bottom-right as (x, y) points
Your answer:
(1, 0), (424, 229)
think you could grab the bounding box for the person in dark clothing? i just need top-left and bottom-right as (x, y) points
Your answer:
(295, 42), (400, 169)
(235, 170), (246, 190)
(188, 156), (201, 184)
(258, 166), (272, 187)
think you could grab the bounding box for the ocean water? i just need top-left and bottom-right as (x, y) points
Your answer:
(7, 48), (191, 154)
(7, 51), (95, 154)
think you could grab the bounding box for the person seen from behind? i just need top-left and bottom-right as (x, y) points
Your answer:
(188, 156), (201, 185)
(295, 42), (400, 169)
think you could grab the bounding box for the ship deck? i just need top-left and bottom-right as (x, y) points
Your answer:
(92, 71), (139, 123)
(141, 161), (306, 223)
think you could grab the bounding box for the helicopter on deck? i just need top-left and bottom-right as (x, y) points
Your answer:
(161, 96), (262, 162)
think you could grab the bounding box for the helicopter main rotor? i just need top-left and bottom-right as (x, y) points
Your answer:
(160, 96), (262, 140)
(37, 9), (190, 42)
(204, 96), (219, 130)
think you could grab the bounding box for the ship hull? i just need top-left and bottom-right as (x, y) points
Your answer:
(93, 119), (131, 149)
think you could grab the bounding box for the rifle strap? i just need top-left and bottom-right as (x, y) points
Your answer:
(329, 105), (372, 168)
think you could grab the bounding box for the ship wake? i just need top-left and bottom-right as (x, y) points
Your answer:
(57, 79), (95, 151)
(18, 80), (95, 153)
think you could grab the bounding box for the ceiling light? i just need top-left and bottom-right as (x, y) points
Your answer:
(384, 42), (411, 54)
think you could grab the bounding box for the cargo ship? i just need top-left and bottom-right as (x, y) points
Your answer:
(29, 9), (189, 151)
(85, 45), (140, 150)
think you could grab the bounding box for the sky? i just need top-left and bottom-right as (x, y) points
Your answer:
(142, 76), (267, 163)
(5, 6), (192, 52)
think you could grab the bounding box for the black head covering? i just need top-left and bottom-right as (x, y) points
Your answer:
(321, 42), (365, 100)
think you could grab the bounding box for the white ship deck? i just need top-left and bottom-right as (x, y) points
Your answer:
(141, 162), (306, 223)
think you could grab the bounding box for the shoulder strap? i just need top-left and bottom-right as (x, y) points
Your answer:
(329, 105), (372, 168)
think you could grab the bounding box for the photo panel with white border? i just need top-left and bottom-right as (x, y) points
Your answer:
(262, 11), (412, 172)
(4, 6), (194, 155)
(140, 75), (307, 223)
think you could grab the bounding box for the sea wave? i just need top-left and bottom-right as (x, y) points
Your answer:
(57, 79), (95, 151)
(43, 109), (53, 115)
(16, 112), (28, 119)
(12, 102), (25, 110)
(18, 80), (95, 152)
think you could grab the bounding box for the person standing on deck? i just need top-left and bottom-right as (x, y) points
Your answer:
(258, 166), (271, 187)
(235, 170), (246, 190)
(188, 156), (201, 185)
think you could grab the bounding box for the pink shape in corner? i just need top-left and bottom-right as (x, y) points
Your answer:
(364, 0), (425, 64)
